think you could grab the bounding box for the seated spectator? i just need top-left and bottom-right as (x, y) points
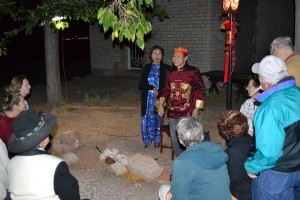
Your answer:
(0, 92), (26, 145)
(218, 110), (252, 200)
(5, 75), (31, 110)
(0, 138), (10, 200)
(7, 111), (80, 200)
(240, 75), (261, 136)
(159, 117), (231, 200)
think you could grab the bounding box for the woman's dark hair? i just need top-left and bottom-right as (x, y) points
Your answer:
(249, 74), (260, 88)
(149, 45), (164, 61)
(218, 110), (248, 140)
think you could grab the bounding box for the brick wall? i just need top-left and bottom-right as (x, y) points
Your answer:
(89, 0), (294, 75)
(144, 0), (225, 73)
(254, 0), (294, 62)
(89, 24), (129, 76)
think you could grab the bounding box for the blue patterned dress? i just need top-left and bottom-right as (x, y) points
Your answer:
(141, 64), (160, 146)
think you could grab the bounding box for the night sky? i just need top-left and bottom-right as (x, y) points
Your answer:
(0, 19), (90, 86)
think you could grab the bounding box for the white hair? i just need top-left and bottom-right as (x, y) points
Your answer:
(176, 117), (203, 148)
(270, 36), (294, 54)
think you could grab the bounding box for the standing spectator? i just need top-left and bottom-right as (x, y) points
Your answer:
(0, 92), (26, 145)
(7, 111), (80, 200)
(218, 110), (252, 200)
(5, 75), (31, 110)
(270, 36), (300, 86)
(157, 45), (206, 157)
(159, 117), (231, 200)
(245, 55), (300, 199)
(138, 45), (170, 148)
(240, 75), (261, 136)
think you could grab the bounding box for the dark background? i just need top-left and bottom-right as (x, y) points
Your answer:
(0, 19), (91, 86)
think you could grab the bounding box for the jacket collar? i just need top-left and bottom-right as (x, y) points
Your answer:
(256, 77), (296, 103)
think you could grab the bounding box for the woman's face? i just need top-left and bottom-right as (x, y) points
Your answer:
(16, 95), (26, 112)
(246, 79), (259, 97)
(151, 49), (163, 64)
(20, 79), (31, 97)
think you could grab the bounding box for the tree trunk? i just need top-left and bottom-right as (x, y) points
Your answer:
(44, 24), (63, 107)
(295, 0), (300, 51)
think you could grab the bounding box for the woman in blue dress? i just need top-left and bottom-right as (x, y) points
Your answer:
(139, 45), (170, 148)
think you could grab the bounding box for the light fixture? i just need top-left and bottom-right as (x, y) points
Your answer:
(52, 16), (63, 21)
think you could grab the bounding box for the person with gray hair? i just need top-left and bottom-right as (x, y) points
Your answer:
(245, 55), (300, 199)
(270, 36), (300, 86)
(159, 117), (231, 200)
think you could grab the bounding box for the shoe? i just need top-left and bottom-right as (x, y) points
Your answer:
(154, 142), (160, 148)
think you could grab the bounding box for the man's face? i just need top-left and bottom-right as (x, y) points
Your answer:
(272, 47), (291, 61)
(172, 53), (188, 69)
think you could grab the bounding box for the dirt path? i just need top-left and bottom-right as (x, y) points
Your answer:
(27, 74), (245, 199)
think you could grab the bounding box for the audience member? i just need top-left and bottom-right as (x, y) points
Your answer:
(0, 138), (10, 200)
(240, 75), (261, 136)
(138, 45), (170, 148)
(7, 110), (80, 200)
(245, 55), (300, 199)
(159, 117), (231, 200)
(270, 36), (300, 86)
(157, 46), (206, 157)
(0, 92), (26, 145)
(5, 75), (31, 110)
(218, 110), (252, 200)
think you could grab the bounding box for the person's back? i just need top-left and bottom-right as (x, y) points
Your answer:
(8, 154), (63, 200)
(171, 141), (231, 200)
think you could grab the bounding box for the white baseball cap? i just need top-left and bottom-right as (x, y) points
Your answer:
(252, 55), (287, 83)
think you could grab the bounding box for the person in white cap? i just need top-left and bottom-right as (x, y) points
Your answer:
(244, 55), (300, 199)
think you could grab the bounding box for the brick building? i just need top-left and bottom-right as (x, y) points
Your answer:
(89, 0), (294, 76)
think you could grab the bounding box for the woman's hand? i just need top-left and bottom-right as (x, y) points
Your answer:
(158, 104), (164, 117)
(153, 87), (159, 96)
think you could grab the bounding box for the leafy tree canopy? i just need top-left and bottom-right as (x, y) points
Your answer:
(0, 0), (168, 55)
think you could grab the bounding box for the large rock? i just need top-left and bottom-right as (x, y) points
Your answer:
(127, 153), (163, 180)
(100, 138), (143, 166)
(63, 152), (79, 165)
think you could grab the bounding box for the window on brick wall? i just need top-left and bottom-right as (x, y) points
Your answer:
(130, 44), (143, 69)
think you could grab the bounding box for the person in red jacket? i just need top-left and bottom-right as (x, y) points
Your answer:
(157, 45), (205, 157)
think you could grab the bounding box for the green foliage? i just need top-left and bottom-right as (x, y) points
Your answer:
(98, 0), (157, 49)
(0, 0), (169, 54)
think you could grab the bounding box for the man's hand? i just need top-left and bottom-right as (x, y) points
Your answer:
(158, 104), (164, 117)
(165, 191), (172, 200)
(192, 108), (199, 118)
(247, 172), (258, 179)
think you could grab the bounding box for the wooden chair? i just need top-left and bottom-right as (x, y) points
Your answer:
(159, 114), (174, 160)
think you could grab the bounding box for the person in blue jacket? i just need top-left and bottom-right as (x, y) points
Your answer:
(159, 117), (231, 200)
(245, 55), (300, 199)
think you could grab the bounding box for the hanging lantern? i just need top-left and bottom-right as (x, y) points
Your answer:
(222, 0), (240, 14)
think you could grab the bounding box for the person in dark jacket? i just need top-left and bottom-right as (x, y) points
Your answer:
(7, 110), (81, 200)
(138, 45), (170, 148)
(159, 117), (231, 200)
(218, 110), (252, 200)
